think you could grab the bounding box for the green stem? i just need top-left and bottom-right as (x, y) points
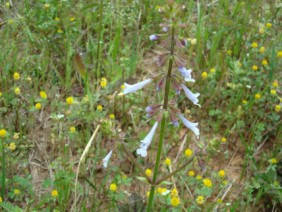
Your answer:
(147, 19), (175, 212)
(95, 0), (103, 85)
(1, 139), (5, 199)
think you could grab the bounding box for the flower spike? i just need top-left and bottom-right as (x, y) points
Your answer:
(136, 122), (159, 157)
(102, 150), (113, 168)
(119, 78), (152, 95)
(178, 114), (200, 139)
(180, 84), (201, 107)
(178, 67), (195, 82)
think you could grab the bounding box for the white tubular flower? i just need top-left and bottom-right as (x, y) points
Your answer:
(102, 150), (113, 168)
(136, 122), (159, 157)
(180, 84), (201, 107)
(120, 78), (152, 95)
(178, 114), (200, 139)
(178, 67), (195, 82)
(149, 34), (158, 41)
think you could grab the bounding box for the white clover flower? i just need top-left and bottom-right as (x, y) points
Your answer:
(178, 67), (195, 82)
(178, 114), (199, 139)
(180, 84), (201, 107)
(136, 122), (158, 157)
(102, 150), (113, 168)
(149, 35), (158, 41)
(119, 78), (152, 95)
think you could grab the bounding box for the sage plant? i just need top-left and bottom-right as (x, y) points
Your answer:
(102, 1), (200, 210)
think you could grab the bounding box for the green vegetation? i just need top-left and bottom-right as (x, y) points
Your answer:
(0, 0), (281, 211)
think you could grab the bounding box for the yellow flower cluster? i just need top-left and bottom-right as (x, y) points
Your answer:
(188, 170), (195, 177)
(9, 142), (16, 151)
(196, 196), (205, 205)
(13, 72), (20, 80)
(97, 105), (103, 111)
(218, 170), (225, 178)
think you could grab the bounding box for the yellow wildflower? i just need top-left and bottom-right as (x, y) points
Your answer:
(145, 169), (152, 177)
(170, 188), (178, 197)
(35, 103), (42, 110)
(9, 142), (16, 151)
(0, 197), (2, 203)
(269, 158), (277, 164)
(6, 2), (10, 7)
(272, 81), (278, 87)
(14, 87), (20, 95)
(0, 92), (2, 97)
(13, 72), (20, 80)
(222, 180), (228, 185)
(0, 129), (7, 138)
(242, 100), (248, 104)
(171, 197), (180, 207)
(14, 189), (20, 195)
(221, 137), (227, 143)
(196, 175), (202, 180)
(252, 65), (258, 71)
(110, 183), (117, 192)
(109, 114), (115, 119)
(227, 50), (232, 55)
(44, 3), (50, 9)
(255, 93), (261, 100)
(259, 46), (265, 53)
(201, 72), (208, 79)
(13, 133), (19, 140)
(70, 127), (76, 133)
(262, 59), (268, 66)
(185, 148), (193, 157)
(66, 96), (74, 105)
(190, 39), (197, 45)
(55, 17), (60, 21)
(209, 68), (215, 73)
(259, 28), (264, 34)
(196, 196), (205, 205)
(57, 29), (63, 33)
(270, 90), (276, 95)
(218, 170), (225, 178)
(275, 105), (281, 112)
(277, 51), (282, 58)
(40, 91), (47, 99)
(70, 17), (75, 21)
(266, 23), (272, 28)
(100, 78), (107, 88)
(188, 170), (195, 177)
(97, 105), (103, 111)
(217, 198), (223, 203)
(51, 189), (58, 197)
(251, 42), (258, 48)
(203, 178), (212, 187)
(165, 158), (171, 166)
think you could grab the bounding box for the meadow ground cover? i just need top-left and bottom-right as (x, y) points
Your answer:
(0, 0), (281, 211)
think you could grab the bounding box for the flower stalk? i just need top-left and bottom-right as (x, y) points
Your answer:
(1, 139), (6, 199)
(147, 21), (175, 212)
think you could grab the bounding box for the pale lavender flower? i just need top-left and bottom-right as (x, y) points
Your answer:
(136, 122), (159, 157)
(119, 78), (152, 95)
(180, 84), (201, 107)
(102, 150), (113, 168)
(178, 67), (195, 82)
(149, 35), (158, 41)
(162, 27), (169, 32)
(178, 114), (200, 139)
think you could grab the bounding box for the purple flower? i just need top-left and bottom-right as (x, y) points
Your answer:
(180, 84), (200, 107)
(178, 67), (195, 82)
(149, 35), (158, 41)
(136, 122), (158, 157)
(178, 114), (199, 139)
